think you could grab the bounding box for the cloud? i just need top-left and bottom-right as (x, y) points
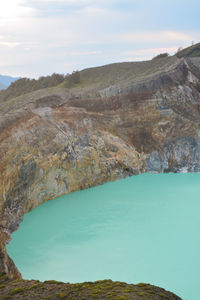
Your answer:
(124, 47), (178, 57)
(34, 0), (92, 3)
(0, 36), (38, 49)
(117, 47), (180, 63)
(75, 6), (109, 16)
(29, 0), (116, 6)
(25, 0), (113, 16)
(0, 0), (199, 78)
(0, 0), (34, 22)
(117, 31), (195, 44)
(70, 51), (101, 56)
(0, 41), (24, 47)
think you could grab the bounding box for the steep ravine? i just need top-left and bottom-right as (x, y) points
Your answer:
(1, 56), (200, 299)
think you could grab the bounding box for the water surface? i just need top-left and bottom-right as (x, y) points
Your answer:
(7, 173), (200, 300)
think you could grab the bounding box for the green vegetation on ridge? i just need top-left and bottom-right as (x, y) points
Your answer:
(0, 274), (181, 299)
(0, 71), (81, 103)
(0, 42), (199, 104)
(175, 43), (200, 58)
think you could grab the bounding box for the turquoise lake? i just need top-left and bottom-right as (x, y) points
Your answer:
(7, 173), (200, 300)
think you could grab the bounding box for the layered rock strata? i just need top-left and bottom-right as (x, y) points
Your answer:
(0, 56), (200, 296)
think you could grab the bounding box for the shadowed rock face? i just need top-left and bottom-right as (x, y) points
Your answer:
(0, 56), (199, 298)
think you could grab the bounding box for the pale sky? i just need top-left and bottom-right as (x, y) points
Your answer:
(0, 0), (199, 78)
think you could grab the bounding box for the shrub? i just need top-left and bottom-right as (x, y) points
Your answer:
(0, 284), (5, 289)
(44, 280), (63, 284)
(64, 71), (81, 88)
(152, 53), (169, 60)
(10, 287), (25, 295)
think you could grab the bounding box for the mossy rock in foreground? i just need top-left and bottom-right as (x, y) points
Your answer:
(0, 274), (181, 299)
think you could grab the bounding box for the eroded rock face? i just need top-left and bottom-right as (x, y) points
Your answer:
(0, 57), (200, 284)
(0, 230), (21, 279)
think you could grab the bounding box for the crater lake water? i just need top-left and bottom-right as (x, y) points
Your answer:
(7, 173), (200, 300)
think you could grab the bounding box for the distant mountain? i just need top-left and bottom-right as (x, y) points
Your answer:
(0, 82), (6, 90)
(0, 75), (20, 90)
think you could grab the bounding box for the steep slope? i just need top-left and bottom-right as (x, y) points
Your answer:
(0, 51), (200, 298)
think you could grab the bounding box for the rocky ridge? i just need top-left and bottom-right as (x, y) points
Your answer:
(1, 47), (200, 298)
(0, 275), (181, 300)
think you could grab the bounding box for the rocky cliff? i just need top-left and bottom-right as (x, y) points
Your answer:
(0, 50), (200, 297)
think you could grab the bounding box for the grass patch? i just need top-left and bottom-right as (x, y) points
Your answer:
(0, 274), (9, 281)
(28, 283), (41, 290)
(44, 280), (64, 284)
(113, 296), (132, 300)
(10, 287), (25, 295)
(136, 283), (149, 287)
(56, 292), (67, 299)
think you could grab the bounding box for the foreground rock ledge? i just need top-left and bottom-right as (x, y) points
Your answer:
(0, 275), (181, 300)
